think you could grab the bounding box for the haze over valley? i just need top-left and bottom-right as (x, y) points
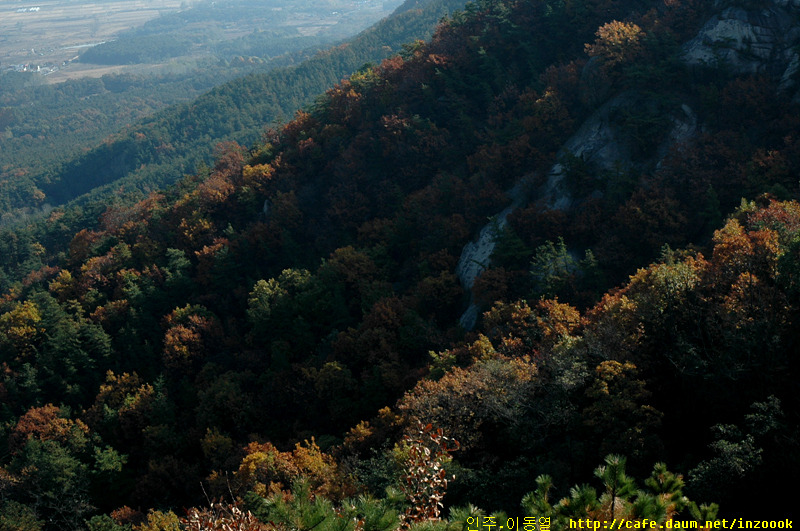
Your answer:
(0, 0), (409, 225)
(1, 0), (398, 81)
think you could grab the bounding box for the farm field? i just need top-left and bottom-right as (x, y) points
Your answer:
(0, 0), (391, 81)
(0, 0), (185, 73)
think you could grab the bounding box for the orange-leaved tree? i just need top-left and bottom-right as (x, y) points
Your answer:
(585, 21), (644, 68)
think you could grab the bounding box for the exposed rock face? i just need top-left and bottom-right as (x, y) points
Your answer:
(455, 209), (510, 330)
(455, 180), (528, 330)
(454, 94), (699, 330)
(544, 93), (636, 210)
(545, 94), (698, 207)
(683, 0), (800, 87)
(454, 207), (513, 293)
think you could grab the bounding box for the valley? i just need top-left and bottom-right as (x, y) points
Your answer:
(1, 0), (395, 81)
(0, 0), (411, 222)
(0, 0), (186, 76)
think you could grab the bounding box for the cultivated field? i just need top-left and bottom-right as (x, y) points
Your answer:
(0, 0), (186, 75)
(1, 0), (392, 82)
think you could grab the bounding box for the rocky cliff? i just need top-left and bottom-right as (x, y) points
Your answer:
(683, 0), (800, 92)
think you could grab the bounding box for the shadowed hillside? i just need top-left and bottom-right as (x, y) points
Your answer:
(1, 0), (800, 528)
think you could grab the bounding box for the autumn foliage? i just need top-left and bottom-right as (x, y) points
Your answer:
(1, 0), (800, 527)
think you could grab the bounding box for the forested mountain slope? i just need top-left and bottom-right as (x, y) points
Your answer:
(0, 66), (265, 219)
(0, 0), (407, 220)
(1, 0), (800, 529)
(30, 0), (471, 209)
(0, 0), (468, 291)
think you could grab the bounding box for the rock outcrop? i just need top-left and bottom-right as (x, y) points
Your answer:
(455, 180), (528, 330)
(545, 93), (698, 209)
(683, 0), (800, 90)
(455, 93), (699, 329)
(544, 92), (637, 210)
